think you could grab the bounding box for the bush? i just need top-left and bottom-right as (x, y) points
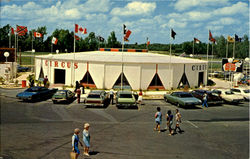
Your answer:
(14, 79), (19, 86)
(0, 76), (5, 85)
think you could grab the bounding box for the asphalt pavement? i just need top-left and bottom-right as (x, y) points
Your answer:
(0, 88), (249, 159)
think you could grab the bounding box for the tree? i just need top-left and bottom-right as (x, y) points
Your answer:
(107, 31), (121, 48)
(0, 24), (11, 48)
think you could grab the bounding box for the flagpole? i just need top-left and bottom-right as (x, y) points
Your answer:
(32, 31), (33, 51)
(192, 39), (194, 55)
(233, 39), (235, 58)
(211, 43), (214, 77)
(74, 29), (76, 53)
(9, 28), (11, 48)
(226, 39), (228, 58)
(121, 25), (124, 91)
(73, 27), (76, 85)
(51, 41), (53, 53)
(169, 28), (172, 89)
(15, 29), (17, 79)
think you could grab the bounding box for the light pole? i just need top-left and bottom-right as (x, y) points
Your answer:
(31, 49), (35, 72)
(4, 52), (10, 84)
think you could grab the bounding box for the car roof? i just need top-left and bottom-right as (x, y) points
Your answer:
(172, 92), (191, 94)
(117, 91), (132, 94)
(89, 90), (104, 94)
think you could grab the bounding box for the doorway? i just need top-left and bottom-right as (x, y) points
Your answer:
(198, 72), (204, 87)
(54, 69), (65, 84)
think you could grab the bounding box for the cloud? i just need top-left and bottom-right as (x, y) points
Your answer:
(111, 1), (156, 16)
(174, 0), (228, 11)
(213, 1), (248, 16)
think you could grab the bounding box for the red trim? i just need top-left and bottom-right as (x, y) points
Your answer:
(99, 48), (105, 51)
(110, 48), (119, 52)
(81, 83), (96, 88)
(147, 86), (165, 90)
(87, 62), (89, 71)
(142, 49), (148, 52)
(156, 64), (158, 73)
(127, 49), (136, 52)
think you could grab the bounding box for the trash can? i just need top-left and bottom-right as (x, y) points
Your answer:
(22, 80), (26, 88)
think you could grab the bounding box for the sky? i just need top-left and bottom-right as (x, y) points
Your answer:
(0, 0), (249, 44)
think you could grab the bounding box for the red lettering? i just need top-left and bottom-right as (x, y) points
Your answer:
(45, 60), (48, 66)
(61, 62), (65, 68)
(67, 62), (71, 68)
(50, 61), (52, 67)
(74, 63), (78, 69)
(54, 61), (58, 67)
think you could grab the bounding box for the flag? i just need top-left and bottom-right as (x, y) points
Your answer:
(123, 24), (127, 35)
(75, 24), (78, 33)
(52, 37), (58, 45)
(227, 36), (235, 43)
(171, 29), (176, 39)
(74, 35), (80, 40)
(209, 30), (216, 43)
(83, 28), (87, 34)
(11, 28), (15, 34)
(79, 27), (83, 32)
(124, 30), (131, 42)
(147, 37), (150, 46)
(34, 32), (43, 38)
(194, 37), (201, 44)
(235, 34), (242, 42)
(98, 36), (105, 42)
(16, 25), (28, 36)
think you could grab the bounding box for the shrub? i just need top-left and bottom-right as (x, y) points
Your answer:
(0, 76), (5, 85)
(14, 79), (19, 86)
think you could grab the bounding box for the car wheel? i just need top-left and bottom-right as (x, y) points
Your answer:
(53, 100), (57, 104)
(164, 97), (168, 102)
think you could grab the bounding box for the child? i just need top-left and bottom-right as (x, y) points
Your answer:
(166, 110), (174, 135)
(174, 109), (183, 133)
(154, 107), (162, 133)
(83, 123), (91, 156)
(71, 128), (83, 159)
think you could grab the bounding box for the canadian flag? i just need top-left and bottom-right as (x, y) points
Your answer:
(75, 24), (87, 34)
(52, 37), (58, 45)
(34, 32), (42, 38)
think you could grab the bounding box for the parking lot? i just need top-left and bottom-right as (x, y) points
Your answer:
(0, 88), (249, 159)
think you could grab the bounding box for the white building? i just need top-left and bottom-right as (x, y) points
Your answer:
(35, 50), (208, 90)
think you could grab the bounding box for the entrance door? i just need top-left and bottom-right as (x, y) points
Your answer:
(54, 69), (65, 84)
(198, 72), (204, 87)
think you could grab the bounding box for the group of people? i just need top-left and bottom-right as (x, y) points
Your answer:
(154, 107), (183, 135)
(71, 123), (91, 159)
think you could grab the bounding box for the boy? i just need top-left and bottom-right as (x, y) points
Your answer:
(154, 107), (162, 133)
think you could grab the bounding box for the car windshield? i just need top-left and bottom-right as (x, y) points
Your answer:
(25, 87), (41, 92)
(88, 94), (100, 98)
(119, 94), (132, 98)
(55, 91), (66, 95)
(225, 91), (234, 95)
(179, 93), (193, 98)
(243, 90), (250, 93)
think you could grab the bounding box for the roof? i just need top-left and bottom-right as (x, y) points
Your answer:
(35, 51), (207, 64)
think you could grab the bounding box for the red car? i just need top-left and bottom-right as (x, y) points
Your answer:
(191, 90), (223, 105)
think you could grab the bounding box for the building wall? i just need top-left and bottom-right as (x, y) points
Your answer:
(35, 57), (207, 90)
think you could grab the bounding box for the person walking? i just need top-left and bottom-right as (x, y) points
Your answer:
(43, 75), (48, 87)
(82, 85), (85, 94)
(71, 128), (83, 159)
(174, 109), (183, 133)
(137, 89), (143, 106)
(154, 107), (162, 133)
(109, 89), (114, 105)
(83, 123), (91, 156)
(166, 110), (174, 135)
(202, 92), (208, 108)
(76, 88), (81, 103)
(75, 81), (80, 92)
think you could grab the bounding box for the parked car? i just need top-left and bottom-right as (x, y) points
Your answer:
(230, 88), (250, 101)
(17, 64), (29, 72)
(84, 90), (109, 107)
(16, 86), (58, 101)
(52, 90), (75, 104)
(116, 91), (137, 108)
(212, 89), (244, 104)
(164, 92), (202, 107)
(191, 89), (223, 105)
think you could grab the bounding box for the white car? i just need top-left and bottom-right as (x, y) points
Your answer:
(230, 88), (250, 101)
(212, 89), (244, 104)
